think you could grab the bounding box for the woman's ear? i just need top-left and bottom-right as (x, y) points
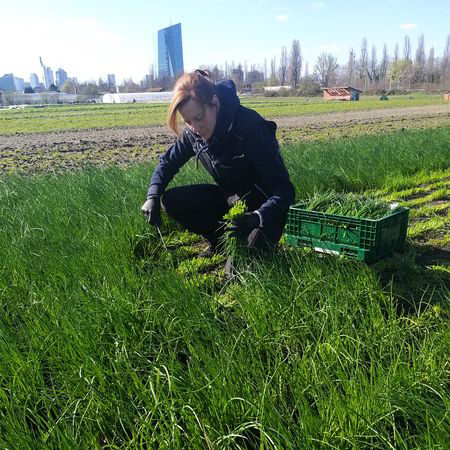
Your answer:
(211, 95), (220, 110)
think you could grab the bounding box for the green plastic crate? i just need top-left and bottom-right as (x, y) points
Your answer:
(285, 205), (409, 263)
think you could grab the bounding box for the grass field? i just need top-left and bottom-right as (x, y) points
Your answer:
(0, 93), (446, 134)
(0, 124), (449, 448)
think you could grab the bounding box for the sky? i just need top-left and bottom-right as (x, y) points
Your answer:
(2, 0), (449, 84)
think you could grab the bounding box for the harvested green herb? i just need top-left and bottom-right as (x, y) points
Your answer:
(299, 191), (401, 219)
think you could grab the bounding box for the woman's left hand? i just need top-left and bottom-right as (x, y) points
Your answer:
(227, 212), (261, 236)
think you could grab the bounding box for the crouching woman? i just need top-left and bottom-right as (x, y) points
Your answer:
(141, 70), (295, 255)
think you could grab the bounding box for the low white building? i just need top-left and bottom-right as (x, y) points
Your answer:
(264, 85), (293, 92)
(102, 92), (173, 103)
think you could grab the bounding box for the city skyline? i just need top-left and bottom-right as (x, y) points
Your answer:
(2, 0), (449, 84)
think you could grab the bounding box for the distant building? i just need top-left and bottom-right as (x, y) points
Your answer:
(102, 91), (172, 103)
(322, 86), (362, 101)
(45, 67), (55, 88)
(264, 85), (293, 92)
(56, 68), (68, 87)
(107, 74), (116, 89)
(30, 73), (39, 89)
(157, 23), (184, 79)
(0, 74), (16, 92)
(14, 77), (25, 92)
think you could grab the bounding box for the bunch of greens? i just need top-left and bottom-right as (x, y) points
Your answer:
(299, 191), (401, 219)
(220, 200), (249, 261)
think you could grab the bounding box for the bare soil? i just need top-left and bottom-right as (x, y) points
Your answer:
(1, 104), (449, 155)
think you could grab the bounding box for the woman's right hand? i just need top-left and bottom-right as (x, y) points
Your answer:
(141, 197), (162, 227)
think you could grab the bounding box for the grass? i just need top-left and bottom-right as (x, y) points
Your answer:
(408, 216), (449, 238)
(0, 93), (446, 135)
(0, 128), (449, 448)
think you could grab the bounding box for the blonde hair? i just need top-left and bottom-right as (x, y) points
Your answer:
(167, 70), (216, 135)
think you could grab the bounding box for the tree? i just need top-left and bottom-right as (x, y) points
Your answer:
(121, 78), (141, 93)
(403, 35), (411, 61)
(278, 46), (288, 86)
(77, 82), (100, 97)
(346, 48), (356, 86)
(359, 38), (369, 87)
(393, 43), (399, 63)
(413, 34), (426, 83)
(231, 64), (244, 90)
(269, 56), (277, 86)
(97, 77), (109, 92)
(379, 44), (389, 81)
(49, 83), (58, 92)
(210, 65), (223, 82)
(369, 45), (378, 83)
(440, 34), (450, 85)
(61, 79), (77, 94)
(24, 86), (34, 94)
(389, 59), (412, 90)
(288, 39), (302, 88)
(247, 69), (264, 85)
(314, 53), (338, 86)
(426, 47), (437, 83)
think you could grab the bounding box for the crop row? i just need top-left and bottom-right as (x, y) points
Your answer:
(0, 93), (445, 135)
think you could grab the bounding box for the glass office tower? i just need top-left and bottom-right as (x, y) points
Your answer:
(157, 23), (184, 79)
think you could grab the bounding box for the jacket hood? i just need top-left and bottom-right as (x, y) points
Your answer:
(209, 80), (240, 144)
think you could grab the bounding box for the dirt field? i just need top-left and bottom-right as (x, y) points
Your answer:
(1, 104), (449, 159)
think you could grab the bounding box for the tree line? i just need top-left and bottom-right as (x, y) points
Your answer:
(203, 33), (450, 94)
(56, 33), (450, 96)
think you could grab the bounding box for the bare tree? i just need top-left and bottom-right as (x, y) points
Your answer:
(269, 56), (277, 85)
(347, 48), (356, 86)
(231, 63), (244, 90)
(263, 58), (268, 83)
(314, 53), (338, 86)
(380, 44), (389, 82)
(440, 34), (450, 86)
(426, 47), (436, 83)
(288, 39), (302, 88)
(403, 35), (412, 61)
(393, 43), (399, 62)
(279, 46), (288, 86)
(414, 34), (426, 83)
(369, 44), (378, 83)
(359, 38), (369, 88)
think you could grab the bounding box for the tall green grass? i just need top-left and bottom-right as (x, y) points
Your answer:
(0, 128), (449, 448)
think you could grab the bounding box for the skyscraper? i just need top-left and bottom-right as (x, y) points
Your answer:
(56, 68), (68, 87)
(157, 23), (184, 79)
(14, 77), (25, 92)
(30, 73), (39, 89)
(0, 74), (16, 92)
(45, 67), (54, 88)
(107, 74), (116, 90)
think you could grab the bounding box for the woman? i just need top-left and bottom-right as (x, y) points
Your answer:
(141, 70), (295, 256)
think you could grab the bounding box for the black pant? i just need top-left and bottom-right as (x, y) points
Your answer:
(161, 184), (287, 251)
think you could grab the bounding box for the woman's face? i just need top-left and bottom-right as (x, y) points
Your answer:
(179, 96), (220, 140)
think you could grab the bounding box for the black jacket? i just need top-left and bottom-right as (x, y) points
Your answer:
(147, 80), (295, 225)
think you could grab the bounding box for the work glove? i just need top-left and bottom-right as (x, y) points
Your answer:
(226, 212), (261, 237)
(141, 197), (162, 227)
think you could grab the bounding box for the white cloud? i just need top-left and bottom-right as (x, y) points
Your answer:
(310, 2), (325, 8)
(276, 14), (289, 22)
(400, 23), (418, 30)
